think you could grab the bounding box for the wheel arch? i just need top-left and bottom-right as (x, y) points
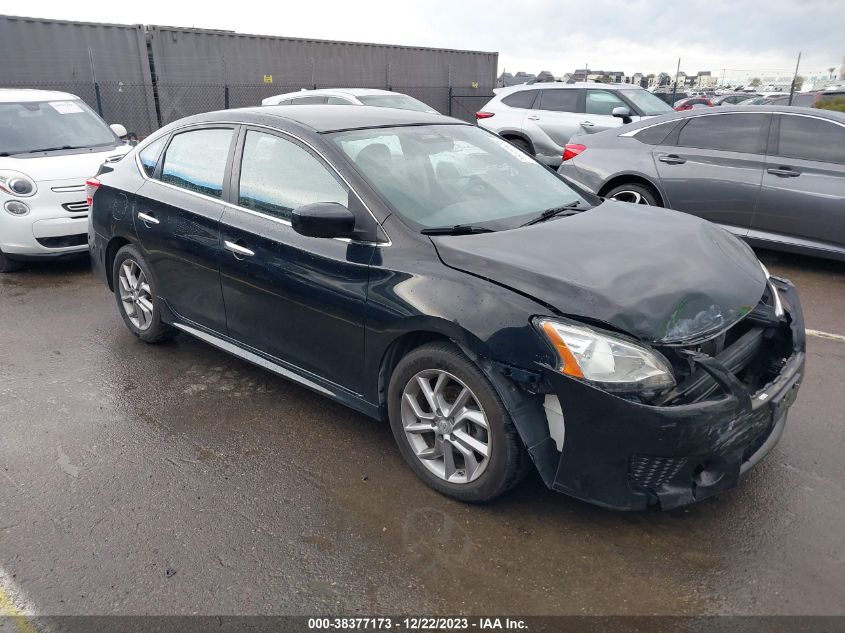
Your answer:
(104, 236), (132, 291)
(497, 130), (536, 155)
(598, 174), (665, 206)
(376, 326), (478, 420)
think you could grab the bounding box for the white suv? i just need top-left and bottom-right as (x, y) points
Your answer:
(0, 89), (131, 272)
(476, 83), (674, 166)
(262, 88), (438, 113)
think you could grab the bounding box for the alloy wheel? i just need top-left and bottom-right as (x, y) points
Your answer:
(611, 190), (651, 205)
(118, 260), (154, 331)
(400, 369), (491, 484)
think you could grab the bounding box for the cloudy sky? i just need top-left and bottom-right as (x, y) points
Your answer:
(15, 0), (844, 81)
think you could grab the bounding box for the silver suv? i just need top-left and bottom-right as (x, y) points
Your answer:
(476, 83), (674, 166)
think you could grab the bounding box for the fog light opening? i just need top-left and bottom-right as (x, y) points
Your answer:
(4, 200), (30, 216)
(693, 459), (726, 488)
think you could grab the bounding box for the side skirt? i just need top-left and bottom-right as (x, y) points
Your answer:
(172, 322), (380, 420)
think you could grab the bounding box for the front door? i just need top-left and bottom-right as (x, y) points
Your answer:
(653, 112), (771, 233)
(219, 128), (374, 394)
(133, 126), (236, 332)
(751, 113), (845, 252)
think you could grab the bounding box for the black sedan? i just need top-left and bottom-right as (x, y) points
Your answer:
(88, 106), (805, 510)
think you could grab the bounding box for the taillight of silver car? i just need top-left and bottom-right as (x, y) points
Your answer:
(562, 143), (586, 162)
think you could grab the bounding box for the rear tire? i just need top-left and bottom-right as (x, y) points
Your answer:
(505, 136), (532, 155)
(387, 341), (530, 503)
(112, 244), (176, 344)
(0, 249), (23, 273)
(605, 183), (660, 206)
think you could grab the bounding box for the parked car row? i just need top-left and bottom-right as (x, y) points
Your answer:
(0, 85), (814, 511)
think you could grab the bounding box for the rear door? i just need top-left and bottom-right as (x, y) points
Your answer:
(218, 127), (374, 393)
(133, 126), (235, 332)
(522, 88), (584, 156)
(751, 113), (845, 251)
(652, 112), (771, 233)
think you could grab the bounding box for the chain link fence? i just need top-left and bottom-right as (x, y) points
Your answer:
(6, 79), (495, 138)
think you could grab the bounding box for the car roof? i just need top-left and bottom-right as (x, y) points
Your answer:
(0, 88), (81, 102)
(267, 88), (409, 100)
(179, 104), (465, 134)
(615, 104), (845, 131)
(499, 82), (641, 93)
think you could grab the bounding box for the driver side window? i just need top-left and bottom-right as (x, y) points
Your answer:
(585, 90), (627, 116)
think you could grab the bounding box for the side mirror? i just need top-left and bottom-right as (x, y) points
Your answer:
(611, 106), (632, 124)
(110, 123), (128, 138)
(291, 202), (355, 239)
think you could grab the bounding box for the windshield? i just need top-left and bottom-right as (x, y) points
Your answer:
(357, 95), (435, 113)
(618, 89), (674, 115)
(0, 100), (117, 155)
(331, 124), (587, 230)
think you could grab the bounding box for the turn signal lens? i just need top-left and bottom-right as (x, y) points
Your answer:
(541, 321), (584, 378)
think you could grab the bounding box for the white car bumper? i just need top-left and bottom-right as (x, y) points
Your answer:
(0, 178), (91, 257)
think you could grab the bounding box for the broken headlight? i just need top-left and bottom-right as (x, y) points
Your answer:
(537, 319), (675, 395)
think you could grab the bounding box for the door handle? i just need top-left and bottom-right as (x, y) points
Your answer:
(137, 211), (160, 225)
(526, 115), (540, 121)
(658, 154), (687, 165)
(224, 240), (255, 259)
(767, 167), (800, 177)
(580, 121), (595, 127)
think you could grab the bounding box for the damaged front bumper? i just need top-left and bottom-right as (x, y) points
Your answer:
(513, 277), (805, 511)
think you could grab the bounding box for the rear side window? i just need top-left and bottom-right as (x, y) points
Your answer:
(138, 136), (167, 177)
(291, 96), (327, 105)
(677, 114), (768, 153)
(585, 90), (627, 115)
(501, 90), (538, 109)
(160, 128), (233, 198)
(237, 130), (348, 221)
(326, 96), (353, 105)
(538, 89), (579, 113)
(776, 115), (845, 164)
(634, 121), (680, 145)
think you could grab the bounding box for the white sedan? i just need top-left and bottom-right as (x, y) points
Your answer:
(261, 88), (438, 113)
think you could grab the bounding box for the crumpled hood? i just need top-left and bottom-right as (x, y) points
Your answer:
(431, 200), (766, 344)
(0, 145), (129, 182)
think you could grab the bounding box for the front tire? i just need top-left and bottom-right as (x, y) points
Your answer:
(605, 183), (660, 206)
(112, 244), (176, 344)
(0, 249), (23, 273)
(387, 342), (529, 503)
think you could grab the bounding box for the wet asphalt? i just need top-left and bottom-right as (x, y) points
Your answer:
(0, 248), (843, 616)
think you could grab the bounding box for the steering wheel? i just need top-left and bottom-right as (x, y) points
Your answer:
(459, 175), (494, 197)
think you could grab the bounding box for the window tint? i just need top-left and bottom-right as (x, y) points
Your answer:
(326, 96), (352, 105)
(634, 121), (680, 145)
(138, 136), (167, 177)
(160, 128), (233, 198)
(585, 90), (627, 116)
(791, 94), (816, 107)
(291, 96), (327, 105)
(238, 130), (348, 221)
(776, 115), (845, 164)
(538, 89), (579, 113)
(677, 114), (767, 153)
(501, 90), (538, 109)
